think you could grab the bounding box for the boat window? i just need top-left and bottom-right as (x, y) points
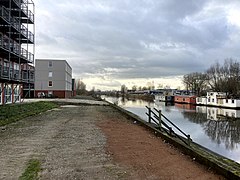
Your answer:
(232, 99), (234, 103)
(226, 99), (228, 103)
(212, 99), (214, 102)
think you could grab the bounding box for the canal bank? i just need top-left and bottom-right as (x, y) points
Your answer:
(0, 97), (225, 179)
(108, 102), (240, 179)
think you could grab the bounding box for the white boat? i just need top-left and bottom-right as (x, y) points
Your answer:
(196, 92), (240, 109)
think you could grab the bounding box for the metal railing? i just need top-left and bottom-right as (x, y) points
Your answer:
(21, 5), (34, 23)
(0, 66), (34, 82)
(11, 17), (21, 31)
(28, 31), (34, 42)
(28, 10), (34, 22)
(146, 106), (192, 146)
(13, 0), (21, 8)
(28, 52), (34, 62)
(21, 24), (28, 37)
(0, 6), (10, 23)
(20, 24), (34, 43)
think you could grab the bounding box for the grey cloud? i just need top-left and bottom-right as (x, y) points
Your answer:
(35, 0), (240, 89)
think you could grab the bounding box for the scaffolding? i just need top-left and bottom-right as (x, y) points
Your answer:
(0, 0), (35, 104)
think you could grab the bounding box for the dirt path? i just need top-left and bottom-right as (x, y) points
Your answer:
(97, 106), (225, 180)
(0, 103), (225, 179)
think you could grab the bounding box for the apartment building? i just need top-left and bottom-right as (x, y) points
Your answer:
(0, 0), (35, 105)
(35, 59), (73, 98)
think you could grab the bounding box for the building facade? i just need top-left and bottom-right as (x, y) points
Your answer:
(0, 0), (35, 105)
(35, 59), (73, 98)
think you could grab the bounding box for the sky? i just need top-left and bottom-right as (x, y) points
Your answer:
(34, 0), (240, 90)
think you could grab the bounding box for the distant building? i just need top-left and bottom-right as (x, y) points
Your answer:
(34, 59), (74, 98)
(0, 0), (35, 105)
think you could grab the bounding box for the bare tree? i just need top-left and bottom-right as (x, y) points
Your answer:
(206, 62), (223, 92)
(120, 84), (127, 94)
(132, 85), (137, 91)
(182, 72), (208, 96)
(76, 79), (86, 95)
(206, 59), (240, 97)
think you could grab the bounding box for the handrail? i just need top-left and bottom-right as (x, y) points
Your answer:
(146, 106), (192, 146)
(0, 6), (10, 23)
(154, 108), (189, 138)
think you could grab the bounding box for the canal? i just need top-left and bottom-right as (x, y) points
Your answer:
(102, 96), (240, 164)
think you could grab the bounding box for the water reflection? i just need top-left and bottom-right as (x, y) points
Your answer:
(182, 110), (240, 150)
(102, 96), (240, 163)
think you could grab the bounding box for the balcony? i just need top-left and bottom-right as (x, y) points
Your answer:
(0, 6), (10, 24)
(11, 16), (21, 32)
(21, 68), (35, 83)
(0, 0), (21, 9)
(19, 24), (34, 43)
(20, 6), (34, 24)
(2, 66), (9, 78)
(0, 64), (34, 83)
(13, 69), (20, 79)
(0, 33), (10, 51)
(0, 33), (33, 63)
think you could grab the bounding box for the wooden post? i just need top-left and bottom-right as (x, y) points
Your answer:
(169, 127), (172, 136)
(148, 107), (151, 123)
(187, 135), (191, 146)
(158, 109), (162, 129)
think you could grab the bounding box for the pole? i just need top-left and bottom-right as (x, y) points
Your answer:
(148, 107), (151, 123)
(158, 109), (162, 129)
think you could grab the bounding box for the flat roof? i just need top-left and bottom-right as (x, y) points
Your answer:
(35, 59), (72, 70)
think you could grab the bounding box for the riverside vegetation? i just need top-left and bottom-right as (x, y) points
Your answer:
(0, 101), (58, 126)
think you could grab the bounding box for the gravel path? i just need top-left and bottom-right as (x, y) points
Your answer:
(0, 100), (225, 179)
(0, 105), (127, 179)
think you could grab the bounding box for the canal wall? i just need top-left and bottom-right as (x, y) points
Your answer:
(107, 102), (240, 179)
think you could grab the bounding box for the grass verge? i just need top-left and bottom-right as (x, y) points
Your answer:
(0, 101), (58, 126)
(19, 159), (41, 180)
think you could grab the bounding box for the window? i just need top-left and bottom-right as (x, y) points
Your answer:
(49, 71), (52, 77)
(212, 98), (214, 102)
(208, 98), (210, 102)
(48, 61), (52, 67)
(232, 99), (235, 103)
(4, 84), (12, 103)
(48, 81), (53, 87)
(226, 99), (228, 103)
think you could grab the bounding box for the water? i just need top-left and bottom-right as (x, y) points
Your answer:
(103, 96), (240, 163)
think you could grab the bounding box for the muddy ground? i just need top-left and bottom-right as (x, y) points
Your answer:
(0, 101), (224, 179)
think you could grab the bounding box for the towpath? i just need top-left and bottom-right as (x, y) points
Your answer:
(0, 98), (224, 179)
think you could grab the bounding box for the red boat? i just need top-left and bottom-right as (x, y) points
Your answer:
(174, 95), (197, 104)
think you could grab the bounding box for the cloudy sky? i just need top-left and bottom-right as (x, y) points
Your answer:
(34, 0), (240, 90)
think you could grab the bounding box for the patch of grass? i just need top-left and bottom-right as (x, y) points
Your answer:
(0, 101), (58, 126)
(19, 159), (41, 180)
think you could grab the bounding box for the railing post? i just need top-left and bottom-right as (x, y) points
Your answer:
(148, 107), (151, 123)
(169, 127), (173, 136)
(187, 135), (191, 145)
(158, 109), (162, 129)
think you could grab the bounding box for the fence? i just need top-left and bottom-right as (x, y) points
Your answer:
(146, 106), (192, 146)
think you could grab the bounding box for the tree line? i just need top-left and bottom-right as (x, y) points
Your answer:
(183, 59), (240, 97)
